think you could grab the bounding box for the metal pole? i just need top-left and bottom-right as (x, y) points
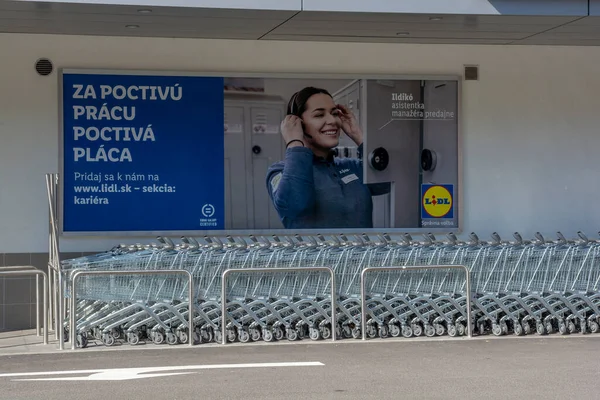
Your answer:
(43, 272), (48, 344)
(70, 269), (194, 350)
(463, 264), (473, 338)
(0, 269), (48, 345)
(45, 174), (52, 333)
(46, 173), (61, 339)
(46, 172), (61, 342)
(36, 275), (40, 337)
(221, 267), (336, 345)
(45, 174), (55, 335)
(58, 271), (64, 350)
(330, 269), (337, 341)
(360, 265), (472, 341)
(52, 269), (58, 340)
(189, 269), (194, 346)
(221, 270), (226, 345)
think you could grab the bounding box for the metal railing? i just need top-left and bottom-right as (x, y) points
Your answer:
(360, 264), (473, 340)
(0, 267), (48, 345)
(45, 173), (61, 345)
(68, 269), (194, 350)
(221, 267), (337, 345)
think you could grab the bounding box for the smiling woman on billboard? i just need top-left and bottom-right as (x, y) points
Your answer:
(265, 86), (390, 230)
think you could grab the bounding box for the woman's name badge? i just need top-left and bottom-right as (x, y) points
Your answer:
(341, 173), (359, 184)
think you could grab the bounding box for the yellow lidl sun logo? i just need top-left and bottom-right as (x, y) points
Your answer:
(421, 184), (453, 218)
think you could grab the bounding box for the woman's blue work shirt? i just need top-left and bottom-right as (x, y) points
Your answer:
(266, 143), (391, 229)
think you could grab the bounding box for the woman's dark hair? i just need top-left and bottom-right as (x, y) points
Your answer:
(287, 87), (333, 117)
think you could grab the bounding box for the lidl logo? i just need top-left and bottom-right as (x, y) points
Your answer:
(421, 184), (454, 219)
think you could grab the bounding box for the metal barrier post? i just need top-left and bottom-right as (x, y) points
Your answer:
(58, 270), (65, 350)
(360, 264), (472, 340)
(69, 269), (194, 350)
(221, 267), (336, 345)
(0, 268), (48, 345)
(46, 172), (61, 344)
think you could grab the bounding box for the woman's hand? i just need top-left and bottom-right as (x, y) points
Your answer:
(280, 115), (305, 147)
(336, 104), (363, 146)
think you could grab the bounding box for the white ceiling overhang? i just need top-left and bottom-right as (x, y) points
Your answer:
(1, 0), (600, 45)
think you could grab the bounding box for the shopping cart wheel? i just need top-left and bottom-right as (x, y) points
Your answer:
(366, 324), (378, 338)
(378, 324), (388, 339)
(513, 323), (523, 336)
(536, 322), (546, 335)
(201, 328), (213, 343)
(321, 326), (332, 340)
(388, 323), (401, 337)
(166, 332), (178, 345)
(238, 329), (250, 343)
(351, 327), (361, 339)
(250, 328), (261, 342)
(492, 324), (503, 336)
(424, 325), (436, 337)
(309, 327), (321, 341)
(411, 324), (423, 337)
(341, 325), (352, 338)
(274, 327), (285, 341)
(434, 324), (445, 336)
(76, 333), (88, 349)
(227, 329), (237, 343)
(152, 331), (165, 345)
(102, 333), (115, 346)
(579, 319), (587, 334)
(558, 323), (568, 335)
(401, 325), (413, 338)
(178, 331), (188, 344)
(126, 332), (140, 345)
(456, 323), (465, 336)
(589, 321), (599, 334)
(568, 321), (577, 334)
(296, 324), (307, 339)
(287, 328), (298, 341)
(263, 329), (274, 342)
(447, 325), (457, 337)
(214, 330), (222, 343)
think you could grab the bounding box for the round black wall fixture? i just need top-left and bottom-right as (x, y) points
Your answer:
(368, 147), (390, 171)
(421, 148), (437, 171)
(35, 58), (53, 76)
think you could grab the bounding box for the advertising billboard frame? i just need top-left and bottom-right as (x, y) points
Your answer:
(58, 67), (463, 237)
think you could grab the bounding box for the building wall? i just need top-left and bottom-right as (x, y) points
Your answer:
(1, 32), (599, 329)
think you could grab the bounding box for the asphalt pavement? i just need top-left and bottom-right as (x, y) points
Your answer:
(0, 334), (599, 399)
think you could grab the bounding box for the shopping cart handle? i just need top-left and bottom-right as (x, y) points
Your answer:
(469, 232), (479, 245)
(446, 232), (458, 245)
(513, 232), (523, 244)
(422, 234), (433, 246)
(491, 232), (501, 243)
(534, 232), (545, 244)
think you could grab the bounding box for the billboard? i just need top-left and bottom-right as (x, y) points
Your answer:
(59, 69), (460, 235)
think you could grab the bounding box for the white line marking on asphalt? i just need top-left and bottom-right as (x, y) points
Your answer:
(0, 362), (324, 381)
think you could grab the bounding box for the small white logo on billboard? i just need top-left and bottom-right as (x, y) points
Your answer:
(202, 204), (215, 218)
